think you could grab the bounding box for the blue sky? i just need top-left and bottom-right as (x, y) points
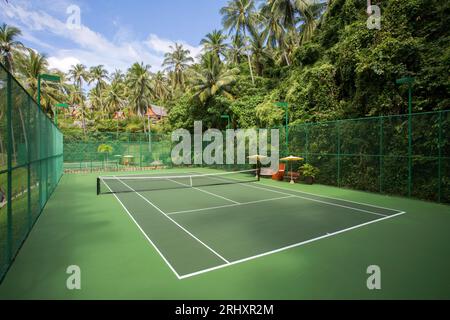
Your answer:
(0, 0), (229, 72)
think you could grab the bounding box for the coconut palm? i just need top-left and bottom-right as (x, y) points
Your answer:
(248, 25), (271, 76)
(111, 69), (125, 84)
(189, 53), (239, 103)
(297, 0), (326, 44)
(68, 63), (89, 135)
(268, 0), (323, 42)
(89, 65), (109, 91)
(152, 71), (170, 102)
(11, 49), (55, 161)
(88, 65), (109, 116)
(220, 0), (257, 85)
(265, 0), (296, 30)
(15, 49), (61, 111)
(126, 62), (154, 117)
(259, 1), (291, 65)
(260, 2), (284, 49)
(200, 30), (228, 61)
(162, 43), (194, 90)
(103, 81), (125, 116)
(0, 23), (24, 72)
(225, 34), (246, 65)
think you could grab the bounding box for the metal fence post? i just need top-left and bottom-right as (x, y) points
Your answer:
(438, 111), (442, 203)
(27, 95), (32, 229)
(379, 116), (384, 194)
(337, 122), (341, 187)
(305, 124), (309, 163)
(6, 70), (13, 264)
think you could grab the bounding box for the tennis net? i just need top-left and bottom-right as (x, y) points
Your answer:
(97, 169), (260, 195)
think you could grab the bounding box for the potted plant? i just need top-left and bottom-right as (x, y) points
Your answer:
(300, 164), (320, 185)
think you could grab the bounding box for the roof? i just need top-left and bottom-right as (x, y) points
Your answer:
(148, 105), (168, 117)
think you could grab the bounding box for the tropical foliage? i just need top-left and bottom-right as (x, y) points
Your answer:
(0, 0), (448, 137)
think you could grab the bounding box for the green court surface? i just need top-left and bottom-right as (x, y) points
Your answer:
(0, 168), (449, 299)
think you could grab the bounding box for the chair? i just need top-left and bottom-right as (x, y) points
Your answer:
(272, 163), (286, 181)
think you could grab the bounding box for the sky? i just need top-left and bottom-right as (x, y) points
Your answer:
(0, 0), (229, 73)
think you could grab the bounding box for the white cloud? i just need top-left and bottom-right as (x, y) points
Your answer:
(0, 2), (202, 73)
(146, 34), (202, 61)
(48, 56), (81, 72)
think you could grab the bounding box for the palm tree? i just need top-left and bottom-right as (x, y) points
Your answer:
(265, 0), (296, 30)
(220, 0), (257, 85)
(15, 49), (61, 108)
(111, 69), (125, 84)
(12, 49), (54, 161)
(269, 0), (324, 43)
(162, 43), (194, 90)
(248, 26), (270, 76)
(152, 71), (170, 102)
(103, 81), (125, 116)
(0, 23), (24, 72)
(189, 53), (239, 103)
(126, 62), (154, 116)
(89, 65), (109, 91)
(200, 30), (228, 61)
(88, 65), (109, 117)
(297, 0), (326, 44)
(260, 1), (290, 65)
(226, 34), (246, 65)
(68, 63), (89, 135)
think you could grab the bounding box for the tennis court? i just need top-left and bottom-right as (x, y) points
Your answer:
(98, 169), (405, 279)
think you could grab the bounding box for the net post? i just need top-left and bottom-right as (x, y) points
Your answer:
(97, 178), (101, 195)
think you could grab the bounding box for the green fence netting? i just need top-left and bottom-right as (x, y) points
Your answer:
(63, 110), (448, 205)
(63, 132), (173, 172)
(63, 130), (256, 173)
(0, 63), (64, 282)
(288, 111), (449, 204)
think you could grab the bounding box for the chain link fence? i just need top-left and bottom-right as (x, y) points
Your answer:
(0, 63), (64, 282)
(289, 111), (449, 204)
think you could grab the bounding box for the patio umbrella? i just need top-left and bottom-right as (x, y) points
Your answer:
(280, 156), (304, 184)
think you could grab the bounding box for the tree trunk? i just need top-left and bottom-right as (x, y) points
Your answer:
(243, 29), (255, 85)
(284, 51), (291, 66)
(18, 107), (29, 157)
(81, 103), (87, 137)
(0, 134), (5, 167)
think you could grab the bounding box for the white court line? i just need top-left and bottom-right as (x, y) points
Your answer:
(189, 171), (404, 214)
(102, 179), (182, 280)
(194, 170), (403, 213)
(168, 195), (295, 216)
(115, 177), (230, 264)
(202, 174), (391, 218)
(178, 211), (406, 280)
(260, 182), (404, 213)
(168, 178), (240, 204)
(105, 171), (407, 280)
